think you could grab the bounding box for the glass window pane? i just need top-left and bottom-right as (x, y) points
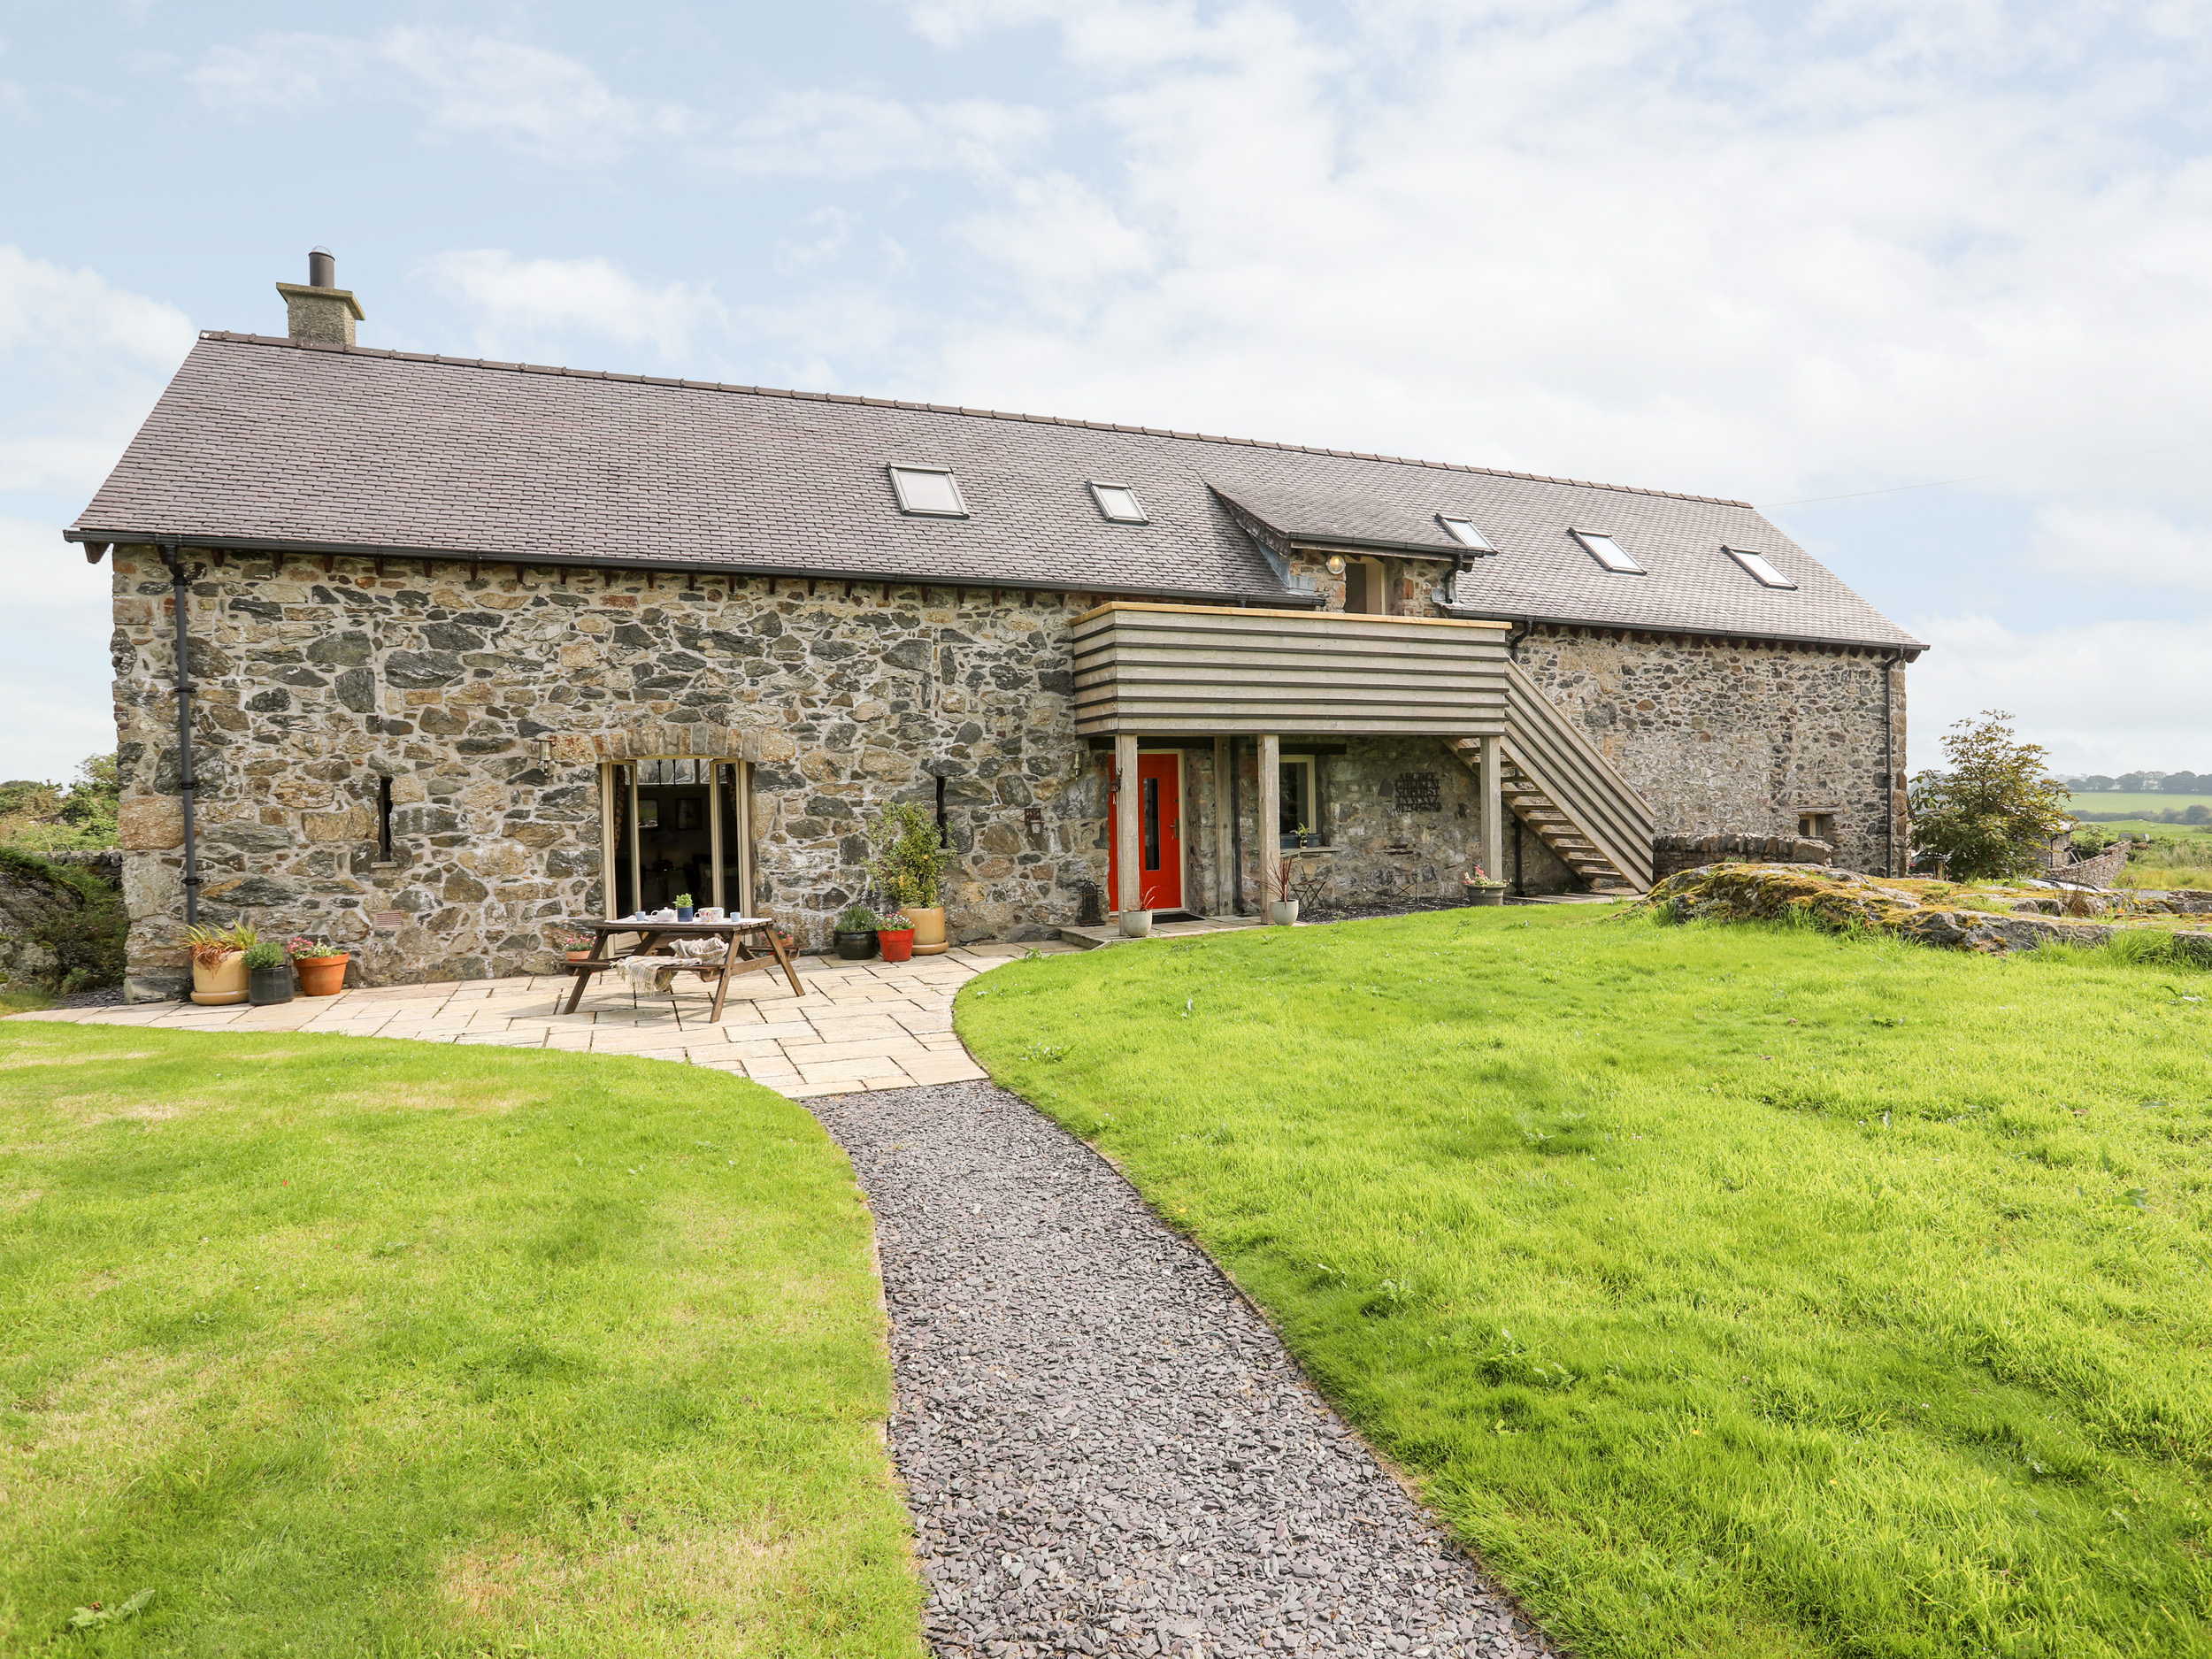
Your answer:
(1092, 483), (1147, 523)
(890, 466), (966, 515)
(1574, 531), (1644, 573)
(1142, 777), (1161, 871)
(1439, 515), (1494, 550)
(1726, 547), (1796, 588)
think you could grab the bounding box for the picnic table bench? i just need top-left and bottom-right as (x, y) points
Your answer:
(559, 918), (803, 1023)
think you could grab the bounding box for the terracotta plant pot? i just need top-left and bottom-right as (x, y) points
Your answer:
(190, 950), (249, 1006)
(906, 905), (949, 956)
(295, 954), (349, 997)
(878, 927), (916, 964)
(1267, 900), (1300, 926)
(1118, 910), (1154, 939)
(833, 930), (879, 961)
(565, 949), (593, 962)
(247, 964), (294, 1006)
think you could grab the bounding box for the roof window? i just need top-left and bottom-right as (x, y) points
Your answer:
(1724, 546), (1797, 589)
(888, 465), (969, 518)
(1571, 529), (1644, 574)
(1437, 515), (1494, 552)
(1090, 481), (1148, 524)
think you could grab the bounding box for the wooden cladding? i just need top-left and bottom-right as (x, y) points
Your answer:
(1071, 602), (1511, 737)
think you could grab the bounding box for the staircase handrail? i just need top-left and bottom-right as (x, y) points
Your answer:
(1499, 661), (1655, 890)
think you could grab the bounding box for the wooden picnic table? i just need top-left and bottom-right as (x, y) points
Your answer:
(559, 918), (803, 1023)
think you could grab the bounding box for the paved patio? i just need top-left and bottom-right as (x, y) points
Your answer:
(7, 941), (1081, 1100)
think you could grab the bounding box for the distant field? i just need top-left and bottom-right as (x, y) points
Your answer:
(2064, 791), (2212, 818)
(2084, 819), (2212, 841)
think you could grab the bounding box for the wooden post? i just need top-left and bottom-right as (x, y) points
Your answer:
(1258, 733), (1281, 918)
(1114, 733), (1141, 917)
(1211, 736), (1233, 917)
(1479, 735), (1504, 887)
(707, 759), (725, 911)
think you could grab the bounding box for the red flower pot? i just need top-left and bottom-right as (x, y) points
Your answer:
(878, 927), (916, 964)
(295, 954), (349, 996)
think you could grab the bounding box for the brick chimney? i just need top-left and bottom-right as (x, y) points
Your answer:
(275, 246), (365, 346)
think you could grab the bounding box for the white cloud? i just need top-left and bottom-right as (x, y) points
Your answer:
(0, 245), (195, 494)
(772, 209), (856, 275)
(1905, 613), (2212, 773)
(2027, 500), (2212, 595)
(0, 517), (121, 785)
(704, 90), (1051, 178)
(414, 250), (730, 363)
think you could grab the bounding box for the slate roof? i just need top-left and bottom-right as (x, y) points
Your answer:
(70, 331), (1923, 652)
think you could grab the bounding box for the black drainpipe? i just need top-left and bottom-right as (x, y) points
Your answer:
(157, 541), (201, 928)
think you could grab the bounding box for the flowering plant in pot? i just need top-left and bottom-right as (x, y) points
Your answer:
(833, 905), (885, 960)
(242, 939), (294, 1006)
(876, 910), (918, 964)
(183, 923), (256, 1006)
(1462, 864), (1508, 907)
(551, 926), (595, 964)
(287, 935), (350, 996)
(870, 801), (954, 956)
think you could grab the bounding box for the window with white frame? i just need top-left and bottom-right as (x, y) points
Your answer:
(1089, 481), (1148, 523)
(887, 465), (969, 517)
(1724, 546), (1797, 588)
(1437, 514), (1495, 552)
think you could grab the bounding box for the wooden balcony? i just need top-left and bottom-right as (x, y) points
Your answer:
(1070, 602), (1511, 737)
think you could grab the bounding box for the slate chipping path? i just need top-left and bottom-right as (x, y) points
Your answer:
(809, 1080), (1559, 1659)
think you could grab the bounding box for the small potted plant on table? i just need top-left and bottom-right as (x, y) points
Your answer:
(870, 801), (954, 956)
(243, 938), (294, 1005)
(288, 935), (351, 996)
(673, 892), (695, 923)
(1462, 864), (1508, 906)
(184, 924), (254, 1005)
(833, 905), (884, 960)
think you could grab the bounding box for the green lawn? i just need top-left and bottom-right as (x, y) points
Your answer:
(957, 908), (2212, 1659)
(0, 1022), (924, 1657)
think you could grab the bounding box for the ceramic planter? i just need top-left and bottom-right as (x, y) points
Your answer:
(1118, 909), (1154, 938)
(833, 930), (879, 961)
(190, 950), (249, 1006)
(248, 964), (295, 1005)
(676, 906), (695, 923)
(906, 905), (949, 956)
(878, 927), (916, 964)
(295, 954), (349, 997)
(1464, 887), (1505, 906)
(1267, 900), (1300, 926)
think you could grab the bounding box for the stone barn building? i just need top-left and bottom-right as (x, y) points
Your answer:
(67, 258), (1924, 999)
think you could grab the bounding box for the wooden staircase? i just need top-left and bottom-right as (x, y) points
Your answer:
(1447, 662), (1655, 894)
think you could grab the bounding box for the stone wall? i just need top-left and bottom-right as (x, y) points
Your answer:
(1652, 833), (1833, 881)
(1514, 626), (1905, 876)
(109, 547), (1101, 998)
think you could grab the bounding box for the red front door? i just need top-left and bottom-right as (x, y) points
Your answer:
(1110, 752), (1184, 913)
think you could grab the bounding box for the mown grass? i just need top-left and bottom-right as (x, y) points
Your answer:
(958, 907), (2212, 1659)
(0, 1022), (924, 1657)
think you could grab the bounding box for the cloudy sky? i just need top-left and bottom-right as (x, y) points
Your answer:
(4, 0), (2208, 784)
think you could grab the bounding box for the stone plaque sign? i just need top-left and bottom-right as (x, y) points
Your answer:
(1394, 772), (1441, 812)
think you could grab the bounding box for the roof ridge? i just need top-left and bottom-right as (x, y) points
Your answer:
(194, 330), (1755, 510)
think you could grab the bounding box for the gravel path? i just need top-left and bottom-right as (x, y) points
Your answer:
(808, 1080), (1559, 1659)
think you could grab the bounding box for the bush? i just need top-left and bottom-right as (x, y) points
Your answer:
(868, 800), (951, 910)
(0, 847), (127, 993)
(1908, 710), (2070, 880)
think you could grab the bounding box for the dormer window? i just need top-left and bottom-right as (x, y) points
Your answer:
(888, 465), (969, 518)
(1090, 481), (1148, 524)
(1572, 529), (1643, 574)
(1437, 515), (1494, 552)
(1724, 546), (1797, 588)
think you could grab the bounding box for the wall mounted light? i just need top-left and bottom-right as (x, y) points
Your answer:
(1324, 554), (1346, 575)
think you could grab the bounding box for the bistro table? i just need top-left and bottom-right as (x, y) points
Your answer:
(559, 918), (803, 1022)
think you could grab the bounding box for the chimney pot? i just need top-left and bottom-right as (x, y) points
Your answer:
(276, 247), (365, 347)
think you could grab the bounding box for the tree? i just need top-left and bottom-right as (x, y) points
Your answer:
(1908, 712), (2071, 881)
(0, 754), (119, 854)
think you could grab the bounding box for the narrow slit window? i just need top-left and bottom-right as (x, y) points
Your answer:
(1572, 529), (1644, 573)
(1724, 546), (1797, 588)
(377, 776), (394, 860)
(1090, 481), (1148, 524)
(887, 465), (969, 518)
(1437, 515), (1494, 552)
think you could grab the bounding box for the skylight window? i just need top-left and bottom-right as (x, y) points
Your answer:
(1571, 529), (1644, 574)
(1724, 546), (1797, 589)
(1090, 481), (1148, 524)
(1437, 515), (1495, 552)
(887, 465), (969, 518)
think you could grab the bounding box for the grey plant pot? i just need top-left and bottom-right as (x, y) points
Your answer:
(1267, 900), (1300, 926)
(1464, 887), (1505, 906)
(1118, 910), (1154, 938)
(833, 930), (879, 960)
(248, 964), (295, 1005)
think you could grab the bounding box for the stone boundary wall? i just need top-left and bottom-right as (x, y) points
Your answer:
(1515, 626), (1903, 877)
(1653, 833), (1832, 881)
